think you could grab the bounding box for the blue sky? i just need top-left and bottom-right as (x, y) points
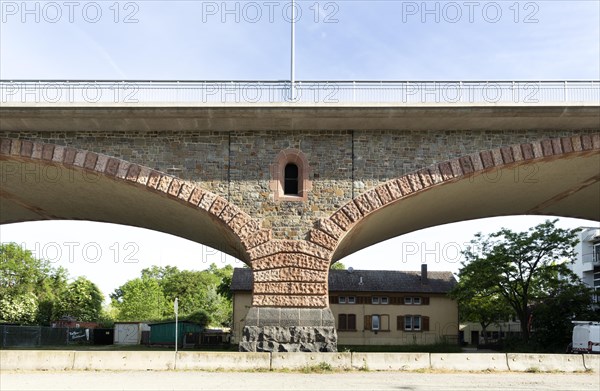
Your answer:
(1, 1), (599, 80)
(1, 0), (599, 300)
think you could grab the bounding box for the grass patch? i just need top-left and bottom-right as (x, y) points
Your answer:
(301, 362), (334, 373)
(525, 367), (541, 373)
(338, 343), (462, 353)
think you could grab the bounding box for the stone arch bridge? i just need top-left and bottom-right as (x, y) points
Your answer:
(1, 80), (599, 351)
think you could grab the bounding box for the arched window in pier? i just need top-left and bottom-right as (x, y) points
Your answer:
(284, 163), (299, 195)
(271, 149), (311, 202)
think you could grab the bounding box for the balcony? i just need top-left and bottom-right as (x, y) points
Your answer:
(581, 252), (600, 268)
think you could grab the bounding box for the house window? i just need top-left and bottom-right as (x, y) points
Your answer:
(399, 315), (429, 332)
(347, 296), (356, 304)
(371, 296), (388, 304)
(364, 315), (389, 331)
(338, 296), (346, 304)
(413, 316), (421, 331)
(284, 163), (299, 195)
(338, 314), (356, 331)
(372, 315), (380, 330)
(404, 297), (422, 305)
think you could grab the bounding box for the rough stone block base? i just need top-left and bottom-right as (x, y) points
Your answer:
(239, 307), (338, 352)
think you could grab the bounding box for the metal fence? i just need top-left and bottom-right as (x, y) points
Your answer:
(0, 325), (113, 348)
(1, 80), (598, 105)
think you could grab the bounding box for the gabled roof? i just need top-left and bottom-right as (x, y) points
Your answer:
(231, 268), (456, 294)
(231, 268), (253, 291)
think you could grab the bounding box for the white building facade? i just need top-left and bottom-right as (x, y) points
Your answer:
(569, 227), (600, 306)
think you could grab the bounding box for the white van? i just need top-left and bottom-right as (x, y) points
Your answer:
(569, 321), (600, 354)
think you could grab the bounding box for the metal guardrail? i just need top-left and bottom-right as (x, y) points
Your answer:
(1, 80), (598, 105)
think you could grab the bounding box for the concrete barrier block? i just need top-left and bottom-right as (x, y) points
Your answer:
(0, 350), (75, 371)
(506, 354), (585, 372)
(270, 352), (352, 370)
(431, 353), (508, 371)
(72, 351), (175, 371)
(351, 353), (430, 371)
(176, 352), (270, 371)
(582, 354), (599, 372)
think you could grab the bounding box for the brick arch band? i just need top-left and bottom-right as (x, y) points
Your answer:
(309, 133), (600, 265)
(0, 138), (271, 264)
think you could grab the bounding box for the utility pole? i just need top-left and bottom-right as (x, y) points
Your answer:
(174, 297), (179, 355)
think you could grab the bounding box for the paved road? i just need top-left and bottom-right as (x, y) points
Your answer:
(1, 371), (598, 391)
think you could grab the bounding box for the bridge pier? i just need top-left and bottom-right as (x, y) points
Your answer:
(241, 241), (337, 352)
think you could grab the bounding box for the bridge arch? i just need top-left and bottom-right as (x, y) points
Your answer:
(0, 138), (272, 264)
(308, 134), (600, 263)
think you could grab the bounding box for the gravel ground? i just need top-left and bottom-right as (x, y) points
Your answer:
(1, 370), (598, 391)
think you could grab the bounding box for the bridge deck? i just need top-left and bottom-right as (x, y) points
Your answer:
(1, 105), (598, 132)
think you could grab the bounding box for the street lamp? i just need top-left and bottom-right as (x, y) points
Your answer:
(290, 0), (296, 100)
(174, 297), (179, 354)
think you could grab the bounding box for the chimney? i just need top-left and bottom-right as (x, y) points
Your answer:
(421, 264), (428, 284)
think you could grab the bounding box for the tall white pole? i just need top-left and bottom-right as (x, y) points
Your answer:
(290, 0), (296, 100)
(174, 298), (178, 355)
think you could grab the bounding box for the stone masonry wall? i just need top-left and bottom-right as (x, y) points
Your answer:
(0, 133), (600, 312)
(2, 129), (596, 241)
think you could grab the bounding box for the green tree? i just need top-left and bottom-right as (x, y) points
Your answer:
(529, 272), (596, 351)
(203, 285), (232, 327)
(215, 264), (235, 301)
(451, 285), (513, 345)
(0, 243), (68, 324)
(207, 263), (233, 280)
(35, 267), (69, 325)
(205, 264), (234, 326)
(153, 266), (219, 318)
(0, 292), (38, 324)
(141, 265), (179, 280)
(56, 277), (103, 322)
(116, 263), (235, 327)
(185, 309), (210, 327)
(1, 243), (49, 296)
(98, 303), (119, 328)
(217, 273), (233, 301)
(111, 277), (167, 321)
(159, 264), (233, 326)
(457, 220), (581, 343)
(330, 262), (347, 270)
